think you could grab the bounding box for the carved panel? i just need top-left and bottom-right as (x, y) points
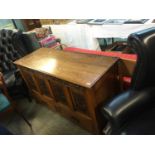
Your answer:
(35, 76), (51, 97)
(70, 89), (88, 115)
(50, 82), (67, 105)
(22, 71), (37, 91)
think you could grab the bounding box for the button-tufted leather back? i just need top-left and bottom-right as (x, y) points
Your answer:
(0, 29), (25, 74)
(128, 27), (155, 91)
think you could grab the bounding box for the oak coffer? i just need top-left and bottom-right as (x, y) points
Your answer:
(14, 48), (119, 134)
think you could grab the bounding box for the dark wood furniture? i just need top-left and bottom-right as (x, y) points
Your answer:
(22, 19), (41, 31)
(14, 48), (119, 134)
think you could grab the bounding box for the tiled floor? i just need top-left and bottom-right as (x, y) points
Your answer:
(1, 99), (90, 135)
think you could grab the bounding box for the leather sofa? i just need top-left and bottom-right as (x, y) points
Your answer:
(0, 29), (34, 99)
(101, 27), (155, 135)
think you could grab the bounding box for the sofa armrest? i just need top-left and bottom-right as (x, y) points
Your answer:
(102, 87), (155, 131)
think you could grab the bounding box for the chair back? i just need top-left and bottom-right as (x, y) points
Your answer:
(128, 27), (155, 91)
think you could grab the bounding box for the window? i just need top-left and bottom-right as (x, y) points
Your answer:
(0, 19), (15, 30)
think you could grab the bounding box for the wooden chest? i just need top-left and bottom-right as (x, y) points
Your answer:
(14, 48), (119, 134)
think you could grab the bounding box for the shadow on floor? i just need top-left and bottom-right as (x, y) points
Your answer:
(0, 99), (90, 135)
